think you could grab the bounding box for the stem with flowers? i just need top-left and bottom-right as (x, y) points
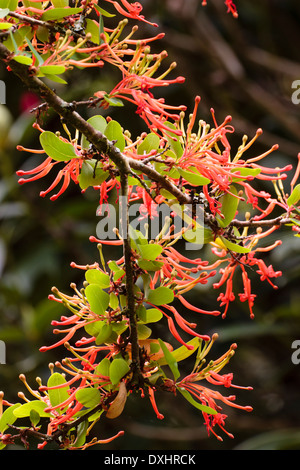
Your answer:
(0, 0), (300, 450)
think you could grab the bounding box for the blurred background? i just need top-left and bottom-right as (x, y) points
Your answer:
(1, 0), (300, 450)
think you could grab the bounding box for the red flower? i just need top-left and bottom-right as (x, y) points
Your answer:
(103, 0), (158, 26)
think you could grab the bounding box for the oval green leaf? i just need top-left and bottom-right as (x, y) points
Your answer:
(13, 400), (51, 418)
(76, 388), (101, 408)
(138, 243), (162, 261)
(39, 65), (66, 75)
(40, 131), (77, 161)
(137, 133), (160, 155)
(177, 167), (210, 186)
(104, 120), (125, 152)
(85, 284), (110, 316)
(217, 186), (239, 228)
(42, 7), (83, 21)
(109, 358), (130, 385)
(81, 115), (107, 149)
(47, 372), (70, 413)
(147, 286), (174, 306)
(85, 269), (110, 288)
(219, 236), (250, 254)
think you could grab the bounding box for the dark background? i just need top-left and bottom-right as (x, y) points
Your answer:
(1, 0), (300, 450)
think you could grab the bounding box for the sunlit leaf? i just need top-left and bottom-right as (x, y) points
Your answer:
(0, 0), (17, 11)
(47, 373), (70, 413)
(137, 306), (163, 323)
(76, 388), (101, 408)
(96, 322), (113, 345)
(157, 337), (200, 365)
(42, 7), (83, 21)
(217, 236), (250, 254)
(177, 387), (217, 415)
(146, 286), (174, 305)
(137, 323), (152, 339)
(287, 184), (300, 207)
(13, 400), (51, 418)
(40, 131), (77, 161)
(109, 358), (130, 385)
(0, 403), (21, 433)
(217, 186), (239, 228)
(39, 65), (66, 75)
(158, 338), (180, 380)
(137, 133), (160, 155)
(0, 23), (13, 29)
(78, 161), (109, 190)
(104, 120), (125, 152)
(138, 243), (162, 261)
(85, 284), (110, 316)
(177, 167), (210, 186)
(85, 269), (110, 288)
(81, 115), (107, 148)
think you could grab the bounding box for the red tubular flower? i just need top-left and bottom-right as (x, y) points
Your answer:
(103, 0), (158, 26)
(148, 387), (164, 419)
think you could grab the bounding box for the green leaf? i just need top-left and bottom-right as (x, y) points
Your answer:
(30, 409), (40, 427)
(95, 357), (110, 378)
(13, 55), (32, 65)
(78, 161), (109, 190)
(81, 115), (107, 148)
(138, 243), (162, 261)
(0, 22), (13, 29)
(137, 133), (160, 155)
(137, 323), (152, 339)
(137, 259), (164, 272)
(42, 7), (83, 21)
(158, 339), (180, 380)
(25, 37), (44, 66)
(103, 95), (124, 107)
(177, 167), (210, 186)
(164, 122), (183, 159)
(51, 0), (68, 6)
(94, 4), (116, 17)
(231, 167), (261, 181)
(157, 337), (200, 366)
(96, 323), (113, 345)
(47, 373), (70, 413)
(108, 260), (125, 281)
(287, 184), (300, 207)
(85, 18), (100, 44)
(0, 0), (17, 11)
(146, 286), (174, 306)
(109, 358), (130, 385)
(104, 120), (126, 152)
(216, 186), (239, 228)
(218, 236), (250, 254)
(85, 284), (110, 316)
(137, 306), (163, 323)
(76, 388), (101, 408)
(85, 269), (110, 288)
(43, 73), (68, 85)
(73, 420), (88, 448)
(177, 387), (217, 415)
(109, 292), (119, 309)
(13, 400), (51, 418)
(0, 403), (21, 433)
(40, 131), (77, 161)
(39, 65), (66, 75)
(85, 320), (105, 337)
